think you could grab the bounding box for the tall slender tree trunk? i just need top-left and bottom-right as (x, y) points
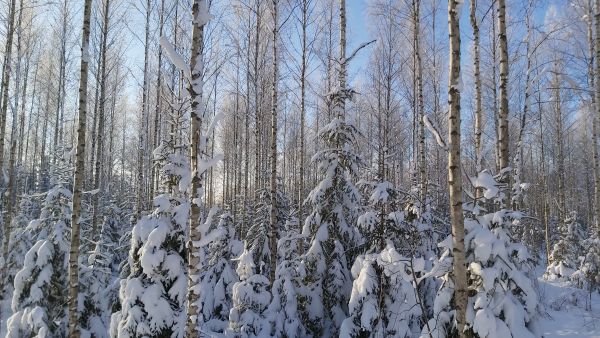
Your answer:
(89, 49), (102, 187)
(595, 0), (600, 236)
(253, 0), (262, 196)
(376, 71), (386, 248)
(497, 0), (511, 206)
(68, 0), (93, 336)
(186, 1), (210, 336)
(210, 74), (218, 208)
(491, 5), (500, 172)
(514, 0), (533, 212)
(166, 1), (179, 194)
(414, 0), (426, 205)
(0, 0), (16, 175)
(92, 0), (111, 238)
(0, 2), (20, 327)
(431, 1), (442, 209)
(588, 0), (600, 234)
(32, 95), (40, 185)
(39, 86), (51, 189)
(338, 0), (346, 118)
(121, 114), (126, 193)
(233, 60), (240, 223)
(23, 62), (37, 177)
(298, 0), (308, 231)
(536, 82), (551, 262)
(17, 26), (33, 178)
(448, 1), (468, 337)
(242, 14), (251, 237)
(53, 0), (69, 158)
(471, 0), (483, 197)
(4, 0), (25, 243)
(269, 0), (279, 283)
(136, 0), (151, 218)
(108, 65), (119, 184)
(151, 0), (166, 199)
(17, 43), (38, 174)
(553, 67), (566, 223)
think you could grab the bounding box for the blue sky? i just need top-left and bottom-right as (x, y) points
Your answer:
(346, 1), (371, 82)
(116, 0), (558, 110)
(342, 0), (558, 90)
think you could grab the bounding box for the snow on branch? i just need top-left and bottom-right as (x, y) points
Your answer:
(160, 36), (191, 81)
(344, 39), (376, 65)
(200, 113), (225, 150)
(197, 154), (224, 177)
(194, 0), (214, 27)
(423, 114), (447, 150)
(473, 170), (500, 200)
(207, 112), (225, 137)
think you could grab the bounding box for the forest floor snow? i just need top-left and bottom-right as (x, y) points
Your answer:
(0, 269), (599, 337)
(537, 272), (600, 338)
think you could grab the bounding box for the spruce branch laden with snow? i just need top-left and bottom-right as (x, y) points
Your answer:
(422, 172), (542, 338)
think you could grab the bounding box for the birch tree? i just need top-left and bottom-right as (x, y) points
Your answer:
(448, 0), (468, 336)
(136, 0), (151, 219)
(471, 0), (483, 191)
(595, 0), (600, 237)
(497, 0), (510, 204)
(269, 0), (279, 283)
(68, 0), (94, 335)
(297, 0), (313, 233)
(186, 1), (213, 336)
(91, 0), (112, 238)
(0, 0), (18, 271)
(413, 0), (426, 204)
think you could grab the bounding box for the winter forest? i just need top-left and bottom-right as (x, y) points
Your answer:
(0, 0), (599, 336)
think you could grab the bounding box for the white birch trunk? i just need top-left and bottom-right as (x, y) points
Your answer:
(448, 1), (468, 337)
(470, 0), (483, 201)
(0, 0), (16, 176)
(67, 0), (93, 336)
(186, 1), (210, 335)
(498, 0), (511, 206)
(269, 0), (279, 283)
(595, 0), (600, 236)
(91, 0), (111, 238)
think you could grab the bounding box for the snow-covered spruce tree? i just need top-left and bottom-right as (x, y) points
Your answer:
(278, 215), (303, 261)
(247, 187), (290, 278)
(114, 194), (188, 338)
(6, 184), (73, 337)
(422, 171), (541, 338)
(402, 198), (440, 322)
(227, 249), (271, 337)
(196, 211), (242, 334)
(113, 147), (190, 338)
(1, 195), (41, 336)
(268, 257), (307, 338)
(1, 196), (40, 299)
(571, 235), (600, 300)
(105, 202), (133, 315)
(80, 202), (123, 337)
(544, 211), (585, 281)
(268, 214), (308, 338)
(228, 186), (290, 336)
(379, 174), (441, 322)
(300, 107), (363, 335)
(340, 244), (424, 337)
(340, 180), (427, 337)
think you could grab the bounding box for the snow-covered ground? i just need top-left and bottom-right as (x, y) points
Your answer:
(537, 274), (600, 338)
(1, 268), (598, 337)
